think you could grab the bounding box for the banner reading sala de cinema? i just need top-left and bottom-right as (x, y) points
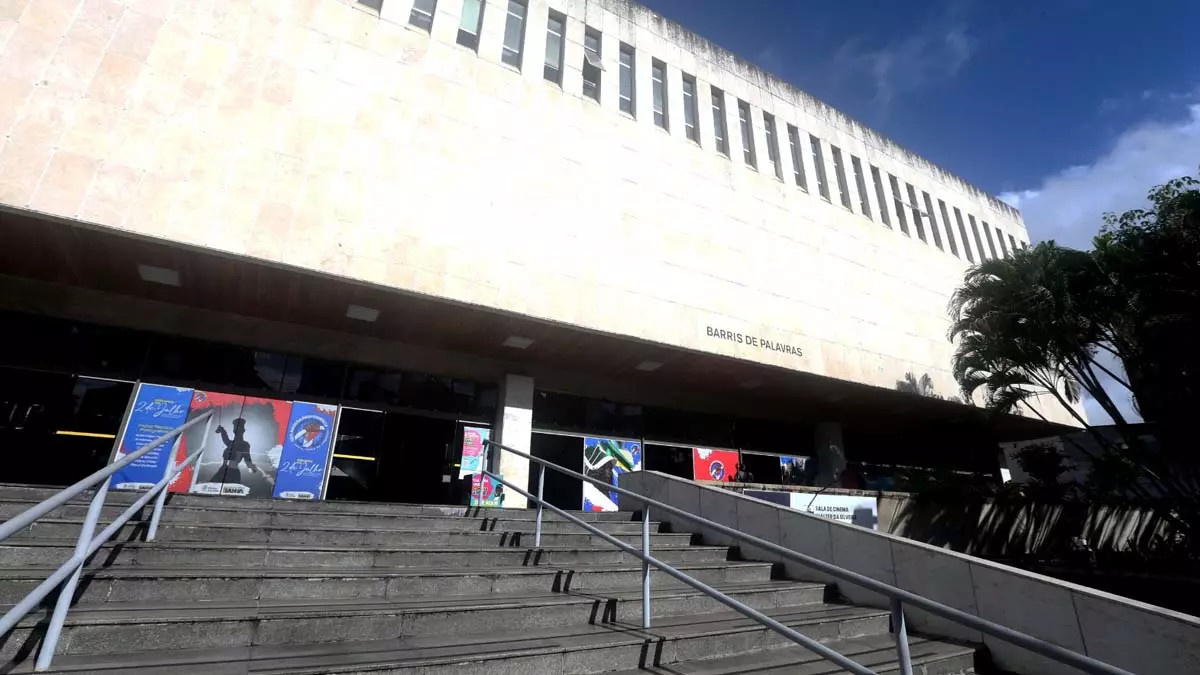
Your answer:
(109, 384), (195, 491)
(272, 402), (336, 500)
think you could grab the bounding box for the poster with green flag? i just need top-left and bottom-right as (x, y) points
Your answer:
(582, 437), (642, 512)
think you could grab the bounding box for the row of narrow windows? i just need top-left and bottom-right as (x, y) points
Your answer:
(361, 0), (1030, 261)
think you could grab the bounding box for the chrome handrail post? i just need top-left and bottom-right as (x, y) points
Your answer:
(35, 480), (109, 671)
(147, 414), (209, 541)
(891, 598), (913, 675)
(641, 503), (651, 629)
(535, 463), (545, 547)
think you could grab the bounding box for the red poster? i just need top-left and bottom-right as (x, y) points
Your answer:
(178, 391), (291, 497)
(692, 448), (739, 482)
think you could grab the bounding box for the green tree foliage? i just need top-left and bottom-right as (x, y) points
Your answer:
(948, 170), (1200, 540)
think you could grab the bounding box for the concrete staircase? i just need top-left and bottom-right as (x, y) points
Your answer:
(0, 484), (976, 674)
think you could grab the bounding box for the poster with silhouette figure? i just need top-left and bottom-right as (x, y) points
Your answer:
(180, 391), (289, 497)
(692, 448), (739, 483)
(582, 438), (642, 512)
(273, 401), (336, 500)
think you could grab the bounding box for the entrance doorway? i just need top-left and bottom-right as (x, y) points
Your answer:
(324, 408), (459, 505)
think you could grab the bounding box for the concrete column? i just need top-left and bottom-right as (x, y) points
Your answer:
(813, 422), (846, 486)
(694, 74), (714, 151)
(380, 0), (416, 25)
(751, 108), (772, 178)
(522, 0), (550, 82)
(494, 374), (534, 508)
(775, 112), (796, 185)
(560, 13), (584, 97)
(478, 0), (508, 65)
(665, 62), (685, 140)
(632, 38), (653, 126)
(430, 0), (463, 46)
(723, 89), (742, 164)
(599, 31), (621, 113)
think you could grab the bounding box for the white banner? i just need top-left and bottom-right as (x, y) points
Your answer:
(789, 492), (878, 530)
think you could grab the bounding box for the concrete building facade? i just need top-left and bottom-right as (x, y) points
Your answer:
(0, 0), (1075, 507)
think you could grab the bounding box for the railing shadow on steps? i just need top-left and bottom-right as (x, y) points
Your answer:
(0, 411), (215, 672)
(481, 439), (1135, 675)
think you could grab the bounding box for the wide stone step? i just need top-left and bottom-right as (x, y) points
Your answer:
(0, 561), (776, 604)
(0, 541), (730, 569)
(604, 633), (976, 674)
(2, 582), (833, 667)
(6, 518), (688, 549)
(27, 603), (890, 674)
(0, 502), (656, 534)
(0, 495), (635, 522)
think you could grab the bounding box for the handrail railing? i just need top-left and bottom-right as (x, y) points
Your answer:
(483, 439), (1136, 675)
(0, 411), (214, 672)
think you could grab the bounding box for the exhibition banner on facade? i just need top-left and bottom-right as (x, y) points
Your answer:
(692, 447), (739, 482)
(789, 492), (878, 530)
(272, 401), (336, 500)
(182, 391), (290, 498)
(458, 426), (490, 478)
(582, 438), (642, 512)
(109, 384), (195, 491)
(470, 473), (504, 507)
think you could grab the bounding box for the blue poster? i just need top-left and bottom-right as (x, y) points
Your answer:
(109, 384), (195, 491)
(273, 401), (336, 500)
(582, 438), (642, 512)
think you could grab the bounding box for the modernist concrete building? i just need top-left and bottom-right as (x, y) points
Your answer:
(0, 0), (1074, 507)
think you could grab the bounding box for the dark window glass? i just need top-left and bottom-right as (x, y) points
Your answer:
(682, 74), (699, 143)
(890, 175), (909, 235)
(871, 166), (890, 227)
(938, 199), (958, 256)
(982, 221), (999, 258)
(410, 0), (437, 31)
(1009, 234), (1019, 254)
(787, 125), (807, 190)
(851, 156), (871, 218)
(644, 405), (734, 449)
(923, 191), (943, 249)
(543, 11), (565, 84)
(907, 184), (926, 242)
(997, 228), (1010, 257)
(811, 135), (830, 200)
(969, 215), (986, 260)
(737, 100), (756, 168)
(618, 43), (635, 115)
(764, 112), (782, 179)
(651, 59), (668, 129)
(831, 146), (851, 209)
(356, 0), (383, 12)
(145, 336), (288, 392)
(281, 356), (346, 400)
(711, 87), (729, 156)
(533, 390), (643, 439)
(954, 207), (974, 262)
(582, 28), (601, 101)
(456, 0), (484, 50)
(500, 0), (527, 68)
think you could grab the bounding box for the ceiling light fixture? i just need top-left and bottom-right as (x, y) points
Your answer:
(346, 304), (380, 322)
(502, 335), (535, 349)
(137, 264), (180, 287)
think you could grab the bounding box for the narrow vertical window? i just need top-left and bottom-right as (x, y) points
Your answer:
(811, 135), (829, 201)
(500, 0), (527, 68)
(651, 59), (668, 130)
(922, 192), (943, 249)
(997, 229), (1010, 257)
(787, 125), (807, 190)
(763, 113), (782, 179)
(969, 215), (986, 261)
(618, 43), (635, 115)
(982, 221), (999, 258)
(711, 87), (728, 156)
(851, 156), (871, 218)
(907, 184), (926, 242)
(831, 146), (851, 209)
(356, 0), (383, 12)
(890, 175), (909, 235)
(938, 199), (957, 256)
(953, 207), (973, 262)
(582, 27), (601, 102)
(871, 166), (890, 227)
(543, 11), (565, 85)
(737, 100), (756, 168)
(681, 74), (699, 143)
(410, 0), (437, 31)
(457, 0), (484, 50)
(1009, 234), (1019, 255)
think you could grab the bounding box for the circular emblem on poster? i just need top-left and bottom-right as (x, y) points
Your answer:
(709, 460), (726, 481)
(289, 414), (330, 451)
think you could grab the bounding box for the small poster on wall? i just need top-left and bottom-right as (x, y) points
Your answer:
(458, 426), (490, 478)
(779, 455), (808, 485)
(471, 473), (505, 507)
(273, 402), (336, 500)
(181, 391), (290, 498)
(692, 447), (739, 482)
(582, 438), (642, 512)
(109, 384), (195, 491)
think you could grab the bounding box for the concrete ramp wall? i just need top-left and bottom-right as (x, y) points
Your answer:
(620, 471), (1200, 675)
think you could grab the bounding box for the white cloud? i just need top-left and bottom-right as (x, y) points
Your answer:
(833, 13), (976, 111)
(1000, 103), (1200, 250)
(999, 100), (1200, 424)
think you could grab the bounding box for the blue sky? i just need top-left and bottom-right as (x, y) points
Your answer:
(640, 0), (1200, 424)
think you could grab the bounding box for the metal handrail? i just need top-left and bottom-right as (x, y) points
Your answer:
(0, 411), (214, 671)
(483, 439), (1136, 675)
